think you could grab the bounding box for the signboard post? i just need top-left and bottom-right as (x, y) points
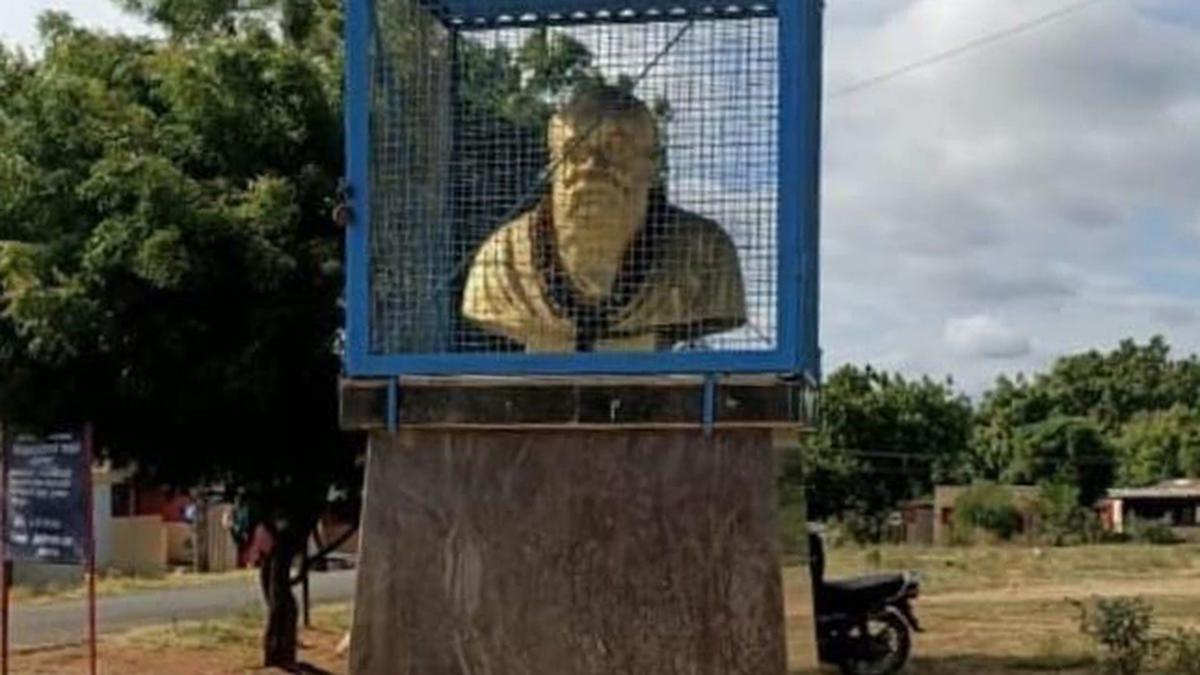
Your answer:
(0, 427), (97, 675)
(1, 426), (8, 675)
(83, 424), (97, 675)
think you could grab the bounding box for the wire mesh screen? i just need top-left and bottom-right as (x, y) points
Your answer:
(370, 0), (779, 358)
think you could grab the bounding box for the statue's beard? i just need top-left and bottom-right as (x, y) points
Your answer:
(561, 171), (627, 210)
(563, 188), (628, 224)
(554, 174), (642, 234)
(551, 176), (647, 300)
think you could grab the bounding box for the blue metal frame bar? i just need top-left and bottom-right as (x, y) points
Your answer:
(422, 0), (778, 26)
(342, 0), (822, 378)
(776, 0), (801, 377)
(350, 350), (792, 376)
(344, 0), (373, 375)
(802, 0), (824, 380)
(450, 7), (776, 30)
(776, 0), (822, 380)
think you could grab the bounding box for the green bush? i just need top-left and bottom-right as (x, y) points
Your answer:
(953, 483), (1025, 542)
(1075, 596), (1200, 675)
(1128, 518), (1184, 545)
(1162, 628), (1200, 675)
(1098, 530), (1133, 545)
(1033, 482), (1093, 546)
(1075, 596), (1157, 675)
(822, 503), (887, 546)
(845, 506), (888, 545)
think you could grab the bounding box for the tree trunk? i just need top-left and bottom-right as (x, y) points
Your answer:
(263, 531), (301, 668)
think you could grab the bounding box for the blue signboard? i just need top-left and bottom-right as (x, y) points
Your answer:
(5, 432), (88, 565)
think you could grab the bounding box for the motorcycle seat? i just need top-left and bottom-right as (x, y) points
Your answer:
(818, 573), (907, 612)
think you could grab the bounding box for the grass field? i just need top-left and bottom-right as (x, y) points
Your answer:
(12, 544), (1200, 674)
(798, 544), (1200, 674)
(11, 568), (257, 605)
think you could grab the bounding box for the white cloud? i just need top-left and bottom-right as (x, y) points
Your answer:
(820, 0), (1200, 393)
(944, 315), (1032, 359)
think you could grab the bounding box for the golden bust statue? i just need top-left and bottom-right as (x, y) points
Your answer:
(462, 86), (746, 352)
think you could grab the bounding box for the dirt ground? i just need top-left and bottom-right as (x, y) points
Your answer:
(11, 606), (351, 675)
(12, 545), (1200, 674)
(793, 544), (1200, 675)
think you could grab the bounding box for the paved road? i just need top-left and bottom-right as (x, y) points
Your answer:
(11, 570), (356, 648)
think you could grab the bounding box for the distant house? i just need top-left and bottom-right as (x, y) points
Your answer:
(1098, 479), (1200, 542)
(930, 485), (1041, 546)
(900, 498), (934, 546)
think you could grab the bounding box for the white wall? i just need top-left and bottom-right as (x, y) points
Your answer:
(93, 480), (114, 569)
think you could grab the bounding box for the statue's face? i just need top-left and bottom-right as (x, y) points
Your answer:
(548, 104), (656, 224)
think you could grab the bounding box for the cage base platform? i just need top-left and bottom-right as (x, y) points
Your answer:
(350, 427), (790, 675)
(340, 375), (815, 431)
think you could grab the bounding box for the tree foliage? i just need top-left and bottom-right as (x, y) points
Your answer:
(972, 337), (1200, 497)
(796, 337), (1200, 532)
(952, 483), (1024, 542)
(1115, 406), (1200, 488)
(792, 365), (973, 526)
(0, 11), (348, 483)
(0, 5), (348, 667)
(1007, 416), (1115, 505)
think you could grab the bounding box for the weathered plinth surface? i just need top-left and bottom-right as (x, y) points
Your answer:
(351, 428), (788, 675)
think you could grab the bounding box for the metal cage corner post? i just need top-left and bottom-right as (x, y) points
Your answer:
(792, 0), (823, 382)
(343, 0), (823, 378)
(344, 0), (375, 376)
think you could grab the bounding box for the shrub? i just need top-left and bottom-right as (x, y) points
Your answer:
(1032, 482), (1095, 545)
(1075, 596), (1157, 675)
(1097, 530), (1133, 545)
(1128, 518), (1183, 545)
(1076, 597), (1200, 675)
(841, 505), (888, 545)
(821, 503), (887, 546)
(953, 483), (1025, 542)
(1162, 628), (1200, 675)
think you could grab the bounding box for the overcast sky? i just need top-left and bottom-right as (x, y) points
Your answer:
(5, 0), (1200, 396)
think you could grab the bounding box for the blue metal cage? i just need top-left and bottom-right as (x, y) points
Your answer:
(344, 0), (822, 377)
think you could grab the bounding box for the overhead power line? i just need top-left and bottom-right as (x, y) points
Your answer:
(828, 0), (1109, 100)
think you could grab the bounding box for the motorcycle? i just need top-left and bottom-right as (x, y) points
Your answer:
(808, 531), (923, 675)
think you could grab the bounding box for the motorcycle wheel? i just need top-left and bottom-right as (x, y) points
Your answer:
(837, 610), (912, 675)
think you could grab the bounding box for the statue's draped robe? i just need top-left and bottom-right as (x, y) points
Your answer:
(462, 201), (747, 352)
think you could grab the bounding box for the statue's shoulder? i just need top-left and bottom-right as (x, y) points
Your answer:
(462, 210), (543, 330)
(656, 206), (738, 261)
(468, 210), (541, 280)
(474, 211), (538, 256)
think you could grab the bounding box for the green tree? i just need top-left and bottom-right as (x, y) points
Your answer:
(793, 365), (973, 533)
(1038, 337), (1200, 429)
(117, 0), (344, 52)
(1032, 481), (1094, 545)
(0, 10), (350, 666)
(971, 373), (1055, 479)
(1005, 416), (1116, 505)
(972, 337), (1200, 499)
(1114, 406), (1200, 487)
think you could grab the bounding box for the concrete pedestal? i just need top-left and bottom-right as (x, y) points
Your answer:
(350, 428), (788, 675)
